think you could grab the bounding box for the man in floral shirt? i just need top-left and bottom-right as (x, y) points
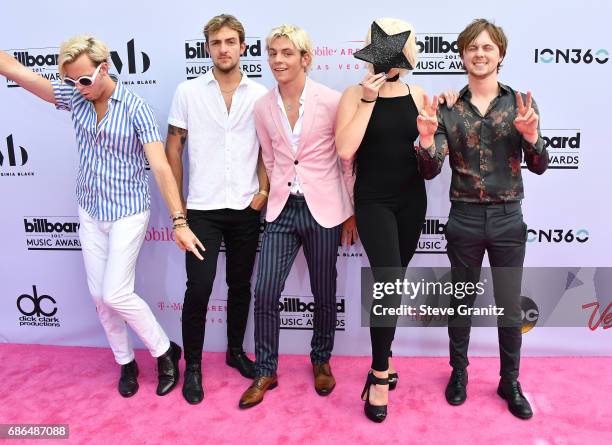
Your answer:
(416, 18), (549, 420)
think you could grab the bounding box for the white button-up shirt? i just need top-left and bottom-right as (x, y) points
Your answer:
(275, 84), (306, 195)
(168, 70), (267, 210)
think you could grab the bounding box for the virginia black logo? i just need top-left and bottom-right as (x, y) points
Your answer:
(17, 285), (61, 327)
(0, 135), (28, 166)
(0, 135), (34, 178)
(111, 39), (150, 74)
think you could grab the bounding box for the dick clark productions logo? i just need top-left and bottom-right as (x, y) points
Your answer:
(17, 285), (61, 327)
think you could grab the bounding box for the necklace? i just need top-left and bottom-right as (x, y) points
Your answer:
(220, 85), (238, 94)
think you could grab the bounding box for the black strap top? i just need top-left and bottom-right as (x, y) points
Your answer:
(354, 87), (422, 201)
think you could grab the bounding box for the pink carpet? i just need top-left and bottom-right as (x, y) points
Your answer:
(0, 344), (610, 445)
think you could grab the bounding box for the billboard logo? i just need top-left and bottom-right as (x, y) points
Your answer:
(23, 216), (81, 251)
(279, 296), (346, 331)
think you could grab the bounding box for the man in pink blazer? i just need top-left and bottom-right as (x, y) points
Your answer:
(239, 24), (356, 409)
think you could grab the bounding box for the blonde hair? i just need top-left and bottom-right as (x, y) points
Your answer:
(58, 35), (109, 76)
(266, 24), (313, 71)
(204, 14), (245, 43)
(364, 18), (418, 76)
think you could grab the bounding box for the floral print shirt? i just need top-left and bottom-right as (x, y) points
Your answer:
(417, 83), (549, 202)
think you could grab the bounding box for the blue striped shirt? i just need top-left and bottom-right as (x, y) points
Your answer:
(52, 79), (161, 221)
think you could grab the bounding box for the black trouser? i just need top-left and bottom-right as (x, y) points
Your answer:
(445, 201), (526, 379)
(182, 207), (261, 364)
(356, 194), (426, 372)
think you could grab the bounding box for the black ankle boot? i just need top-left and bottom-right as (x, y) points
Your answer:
(156, 341), (181, 396)
(361, 371), (389, 423)
(445, 368), (468, 406)
(226, 347), (255, 379)
(497, 379), (533, 419)
(118, 359), (139, 397)
(182, 362), (204, 404)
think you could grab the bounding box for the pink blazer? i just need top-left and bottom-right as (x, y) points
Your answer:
(254, 78), (355, 228)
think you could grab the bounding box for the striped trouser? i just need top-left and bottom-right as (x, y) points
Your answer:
(254, 195), (342, 377)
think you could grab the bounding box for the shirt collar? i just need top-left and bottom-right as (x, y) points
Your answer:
(108, 75), (126, 103)
(204, 68), (249, 89)
(459, 82), (512, 100)
(275, 80), (307, 106)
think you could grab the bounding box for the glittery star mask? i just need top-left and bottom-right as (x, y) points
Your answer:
(353, 21), (413, 74)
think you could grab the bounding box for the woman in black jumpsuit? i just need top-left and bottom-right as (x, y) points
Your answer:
(355, 83), (427, 370)
(335, 18), (442, 422)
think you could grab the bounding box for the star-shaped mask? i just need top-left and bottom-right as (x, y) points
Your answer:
(354, 21), (413, 74)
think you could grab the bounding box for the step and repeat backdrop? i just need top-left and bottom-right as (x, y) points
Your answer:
(1, 1), (610, 356)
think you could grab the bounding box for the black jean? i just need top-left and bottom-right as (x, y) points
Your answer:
(356, 192), (427, 372)
(182, 207), (261, 363)
(445, 201), (526, 379)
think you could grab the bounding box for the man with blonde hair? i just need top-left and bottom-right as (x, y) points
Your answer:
(166, 14), (269, 405)
(0, 35), (203, 398)
(238, 24), (356, 409)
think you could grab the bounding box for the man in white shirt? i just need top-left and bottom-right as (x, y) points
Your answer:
(166, 14), (268, 405)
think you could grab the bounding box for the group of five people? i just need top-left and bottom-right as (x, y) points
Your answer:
(0, 13), (548, 422)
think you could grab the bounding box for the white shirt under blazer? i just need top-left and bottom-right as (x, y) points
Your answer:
(168, 70), (267, 210)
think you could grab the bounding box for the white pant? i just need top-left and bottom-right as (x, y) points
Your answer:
(79, 207), (170, 364)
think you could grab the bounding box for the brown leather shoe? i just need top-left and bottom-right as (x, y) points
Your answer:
(313, 363), (336, 396)
(238, 376), (278, 409)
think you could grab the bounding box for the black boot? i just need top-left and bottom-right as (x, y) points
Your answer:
(156, 341), (181, 396)
(445, 368), (468, 406)
(182, 362), (204, 404)
(118, 359), (139, 398)
(226, 347), (255, 379)
(497, 379), (533, 419)
(361, 371), (389, 423)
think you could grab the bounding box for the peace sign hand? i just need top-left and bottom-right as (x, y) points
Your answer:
(514, 91), (539, 144)
(417, 93), (439, 139)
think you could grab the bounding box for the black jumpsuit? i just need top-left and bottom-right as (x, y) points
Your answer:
(354, 88), (427, 372)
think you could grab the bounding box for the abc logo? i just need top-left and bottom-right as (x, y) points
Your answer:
(17, 285), (57, 317)
(521, 296), (539, 333)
